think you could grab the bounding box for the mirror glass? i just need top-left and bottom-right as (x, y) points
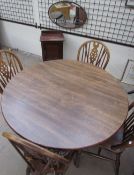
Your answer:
(48, 1), (87, 29)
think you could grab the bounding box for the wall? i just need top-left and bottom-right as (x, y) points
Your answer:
(39, 0), (134, 47)
(0, 21), (42, 56)
(0, 20), (134, 80)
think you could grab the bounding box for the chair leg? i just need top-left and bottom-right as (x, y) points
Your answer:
(115, 153), (121, 175)
(63, 17), (66, 24)
(26, 166), (31, 175)
(73, 150), (81, 168)
(98, 147), (102, 155)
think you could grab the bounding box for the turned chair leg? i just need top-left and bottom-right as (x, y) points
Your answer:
(115, 153), (121, 175)
(73, 150), (81, 168)
(98, 147), (102, 155)
(26, 166), (31, 175)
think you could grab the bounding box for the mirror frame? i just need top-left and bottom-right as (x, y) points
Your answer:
(48, 1), (87, 29)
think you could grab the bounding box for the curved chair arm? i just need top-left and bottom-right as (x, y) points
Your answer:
(111, 138), (134, 150)
(2, 132), (69, 165)
(128, 90), (134, 94)
(128, 101), (134, 111)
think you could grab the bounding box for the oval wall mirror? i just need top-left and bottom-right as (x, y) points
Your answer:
(48, 1), (87, 29)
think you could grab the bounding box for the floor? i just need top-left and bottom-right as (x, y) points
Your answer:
(0, 49), (134, 175)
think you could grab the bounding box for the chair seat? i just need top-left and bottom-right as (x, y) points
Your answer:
(99, 126), (124, 151)
(27, 158), (66, 175)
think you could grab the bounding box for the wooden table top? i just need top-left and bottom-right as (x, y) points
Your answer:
(1, 60), (128, 150)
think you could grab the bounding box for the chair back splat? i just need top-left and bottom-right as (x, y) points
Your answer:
(77, 40), (110, 69)
(0, 59), (11, 93)
(2, 132), (74, 175)
(0, 50), (23, 77)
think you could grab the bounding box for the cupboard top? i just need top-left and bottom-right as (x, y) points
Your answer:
(40, 31), (64, 42)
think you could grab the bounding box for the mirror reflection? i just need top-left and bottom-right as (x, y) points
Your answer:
(48, 1), (87, 29)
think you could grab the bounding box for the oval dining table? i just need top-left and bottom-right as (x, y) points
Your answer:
(1, 60), (128, 150)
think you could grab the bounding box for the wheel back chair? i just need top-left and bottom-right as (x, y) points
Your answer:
(83, 101), (134, 175)
(0, 54), (13, 128)
(0, 49), (23, 93)
(2, 132), (75, 175)
(0, 49), (23, 77)
(77, 40), (110, 69)
(0, 58), (11, 93)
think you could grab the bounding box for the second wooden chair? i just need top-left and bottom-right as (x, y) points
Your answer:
(0, 50), (23, 77)
(77, 40), (110, 69)
(2, 132), (75, 175)
(83, 101), (134, 175)
(0, 59), (11, 93)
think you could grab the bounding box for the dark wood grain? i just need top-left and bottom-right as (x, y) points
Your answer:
(1, 60), (128, 149)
